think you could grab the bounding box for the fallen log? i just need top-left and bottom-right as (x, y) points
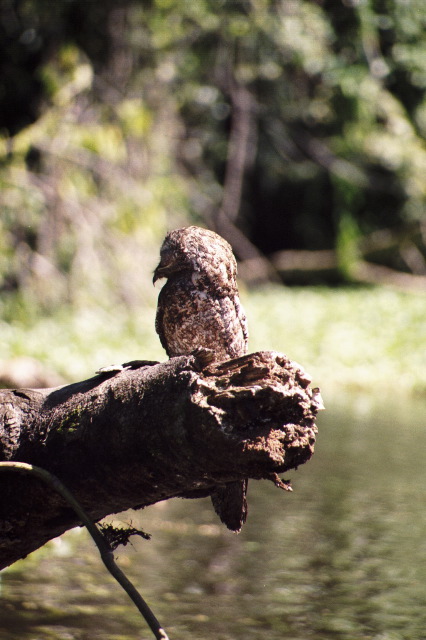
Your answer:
(0, 350), (323, 570)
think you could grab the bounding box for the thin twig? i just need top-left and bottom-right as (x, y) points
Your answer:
(0, 461), (170, 640)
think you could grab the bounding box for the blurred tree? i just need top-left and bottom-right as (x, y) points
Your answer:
(1, 0), (425, 314)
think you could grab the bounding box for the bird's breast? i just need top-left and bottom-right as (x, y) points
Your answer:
(157, 281), (247, 360)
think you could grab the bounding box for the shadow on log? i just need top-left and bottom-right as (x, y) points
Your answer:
(0, 350), (323, 570)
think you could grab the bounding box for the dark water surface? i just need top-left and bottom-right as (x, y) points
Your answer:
(1, 396), (426, 640)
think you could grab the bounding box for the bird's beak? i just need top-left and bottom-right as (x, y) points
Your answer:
(153, 248), (176, 284)
(153, 265), (162, 285)
(153, 262), (170, 284)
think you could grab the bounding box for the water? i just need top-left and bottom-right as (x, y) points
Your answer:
(1, 396), (426, 640)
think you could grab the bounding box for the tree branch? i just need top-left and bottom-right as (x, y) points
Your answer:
(212, 65), (277, 283)
(0, 350), (323, 570)
(0, 461), (169, 640)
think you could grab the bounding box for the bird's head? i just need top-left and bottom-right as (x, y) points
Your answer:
(153, 226), (237, 288)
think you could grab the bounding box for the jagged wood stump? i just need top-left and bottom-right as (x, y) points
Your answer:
(0, 350), (323, 570)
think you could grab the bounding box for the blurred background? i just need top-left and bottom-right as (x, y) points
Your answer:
(0, 1), (425, 639)
(0, 0), (425, 391)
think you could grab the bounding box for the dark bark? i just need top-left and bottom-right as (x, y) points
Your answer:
(0, 350), (323, 570)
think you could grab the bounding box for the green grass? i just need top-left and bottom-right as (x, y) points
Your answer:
(0, 285), (424, 398)
(245, 285), (426, 398)
(0, 303), (162, 383)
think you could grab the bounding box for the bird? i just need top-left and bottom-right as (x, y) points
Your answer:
(153, 225), (249, 532)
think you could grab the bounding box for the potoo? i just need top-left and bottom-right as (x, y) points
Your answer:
(153, 226), (249, 532)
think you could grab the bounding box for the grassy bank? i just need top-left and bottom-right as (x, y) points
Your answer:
(246, 285), (425, 399)
(0, 285), (424, 398)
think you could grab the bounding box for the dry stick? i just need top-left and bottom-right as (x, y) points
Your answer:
(0, 461), (169, 640)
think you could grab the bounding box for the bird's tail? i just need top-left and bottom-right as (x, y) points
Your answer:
(210, 479), (248, 533)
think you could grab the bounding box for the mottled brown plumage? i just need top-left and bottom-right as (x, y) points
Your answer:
(154, 226), (249, 531)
